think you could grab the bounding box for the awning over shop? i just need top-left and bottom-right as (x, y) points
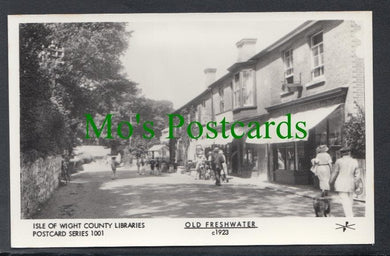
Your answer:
(148, 144), (168, 151)
(246, 104), (341, 145)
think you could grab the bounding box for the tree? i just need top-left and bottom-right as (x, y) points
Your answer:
(344, 103), (365, 159)
(173, 106), (196, 166)
(20, 22), (174, 163)
(20, 22), (133, 161)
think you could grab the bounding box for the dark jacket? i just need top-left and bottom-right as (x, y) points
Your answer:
(211, 152), (224, 170)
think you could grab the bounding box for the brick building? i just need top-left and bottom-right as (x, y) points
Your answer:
(172, 20), (365, 185)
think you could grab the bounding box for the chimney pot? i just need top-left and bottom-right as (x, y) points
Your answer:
(236, 38), (257, 62)
(204, 68), (217, 88)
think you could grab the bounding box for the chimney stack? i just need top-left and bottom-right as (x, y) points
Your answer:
(236, 38), (257, 62)
(204, 68), (217, 88)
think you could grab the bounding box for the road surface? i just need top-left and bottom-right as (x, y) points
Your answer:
(33, 160), (365, 218)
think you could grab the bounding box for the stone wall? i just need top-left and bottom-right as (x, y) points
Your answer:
(21, 155), (62, 218)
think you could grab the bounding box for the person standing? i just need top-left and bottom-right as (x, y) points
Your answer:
(329, 147), (360, 217)
(155, 157), (161, 175)
(211, 147), (224, 186)
(149, 158), (155, 175)
(136, 157), (141, 175)
(219, 149), (228, 183)
(110, 155), (118, 179)
(195, 151), (206, 180)
(140, 157), (146, 175)
(311, 145), (333, 197)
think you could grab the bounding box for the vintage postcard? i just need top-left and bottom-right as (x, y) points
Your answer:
(8, 12), (374, 247)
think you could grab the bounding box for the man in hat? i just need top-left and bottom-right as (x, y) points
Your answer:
(329, 146), (360, 217)
(210, 147), (224, 186)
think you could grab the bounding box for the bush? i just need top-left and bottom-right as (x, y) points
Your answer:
(344, 103), (365, 159)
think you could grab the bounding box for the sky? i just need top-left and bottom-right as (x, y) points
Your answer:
(121, 14), (306, 109)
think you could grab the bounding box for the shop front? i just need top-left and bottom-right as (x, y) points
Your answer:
(247, 101), (345, 185)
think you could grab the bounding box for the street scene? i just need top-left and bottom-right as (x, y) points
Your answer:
(33, 146), (365, 219)
(17, 17), (368, 221)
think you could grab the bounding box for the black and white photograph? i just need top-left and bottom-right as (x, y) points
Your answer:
(8, 12), (374, 247)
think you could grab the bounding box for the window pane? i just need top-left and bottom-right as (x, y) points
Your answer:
(312, 33), (323, 45)
(242, 70), (254, 106)
(313, 68), (318, 77)
(313, 47), (319, 56)
(319, 44), (323, 53)
(286, 146), (295, 171)
(328, 107), (343, 147)
(314, 56), (319, 67)
(320, 53), (324, 65)
(284, 49), (294, 81)
(315, 119), (327, 145)
(234, 92), (240, 107)
(277, 148), (286, 170)
(297, 143), (305, 171)
(234, 73), (240, 82)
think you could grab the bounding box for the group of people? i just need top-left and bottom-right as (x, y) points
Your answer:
(194, 147), (228, 186)
(136, 157), (163, 176)
(311, 145), (360, 217)
(109, 154), (164, 178)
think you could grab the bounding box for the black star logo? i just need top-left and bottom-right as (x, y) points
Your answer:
(336, 221), (356, 232)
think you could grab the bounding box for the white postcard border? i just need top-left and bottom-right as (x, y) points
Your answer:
(8, 12), (374, 248)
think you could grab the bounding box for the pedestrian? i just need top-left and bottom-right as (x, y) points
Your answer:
(155, 157), (161, 175)
(149, 158), (155, 175)
(136, 157), (141, 174)
(140, 157), (146, 175)
(219, 149), (228, 183)
(60, 152), (70, 184)
(210, 147), (224, 186)
(311, 145), (332, 197)
(329, 146), (360, 217)
(110, 154), (119, 179)
(195, 150), (206, 180)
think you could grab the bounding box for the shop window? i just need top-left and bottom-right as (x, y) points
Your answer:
(274, 143), (296, 171)
(314, 107), (343, 148)
(311, 32), (324, 79)
(313, 106), (344, 161)
(297, 143), (305, 171)
(243, 146), (258, 171)
(328, 108), (343, 148)
(314, 118), (327, 145)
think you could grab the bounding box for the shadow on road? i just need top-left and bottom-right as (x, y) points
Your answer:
(33, 164), (365, 219)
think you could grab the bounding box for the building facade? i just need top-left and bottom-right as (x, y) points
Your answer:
(172, 20), (365, 185)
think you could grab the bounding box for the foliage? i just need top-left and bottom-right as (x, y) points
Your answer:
(20, 22), (174, 162)
(344, 103), (366, 159)
(20, 23), (70, 158)
(173, 106), (196, 165)
(20, 23), (133, 160)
